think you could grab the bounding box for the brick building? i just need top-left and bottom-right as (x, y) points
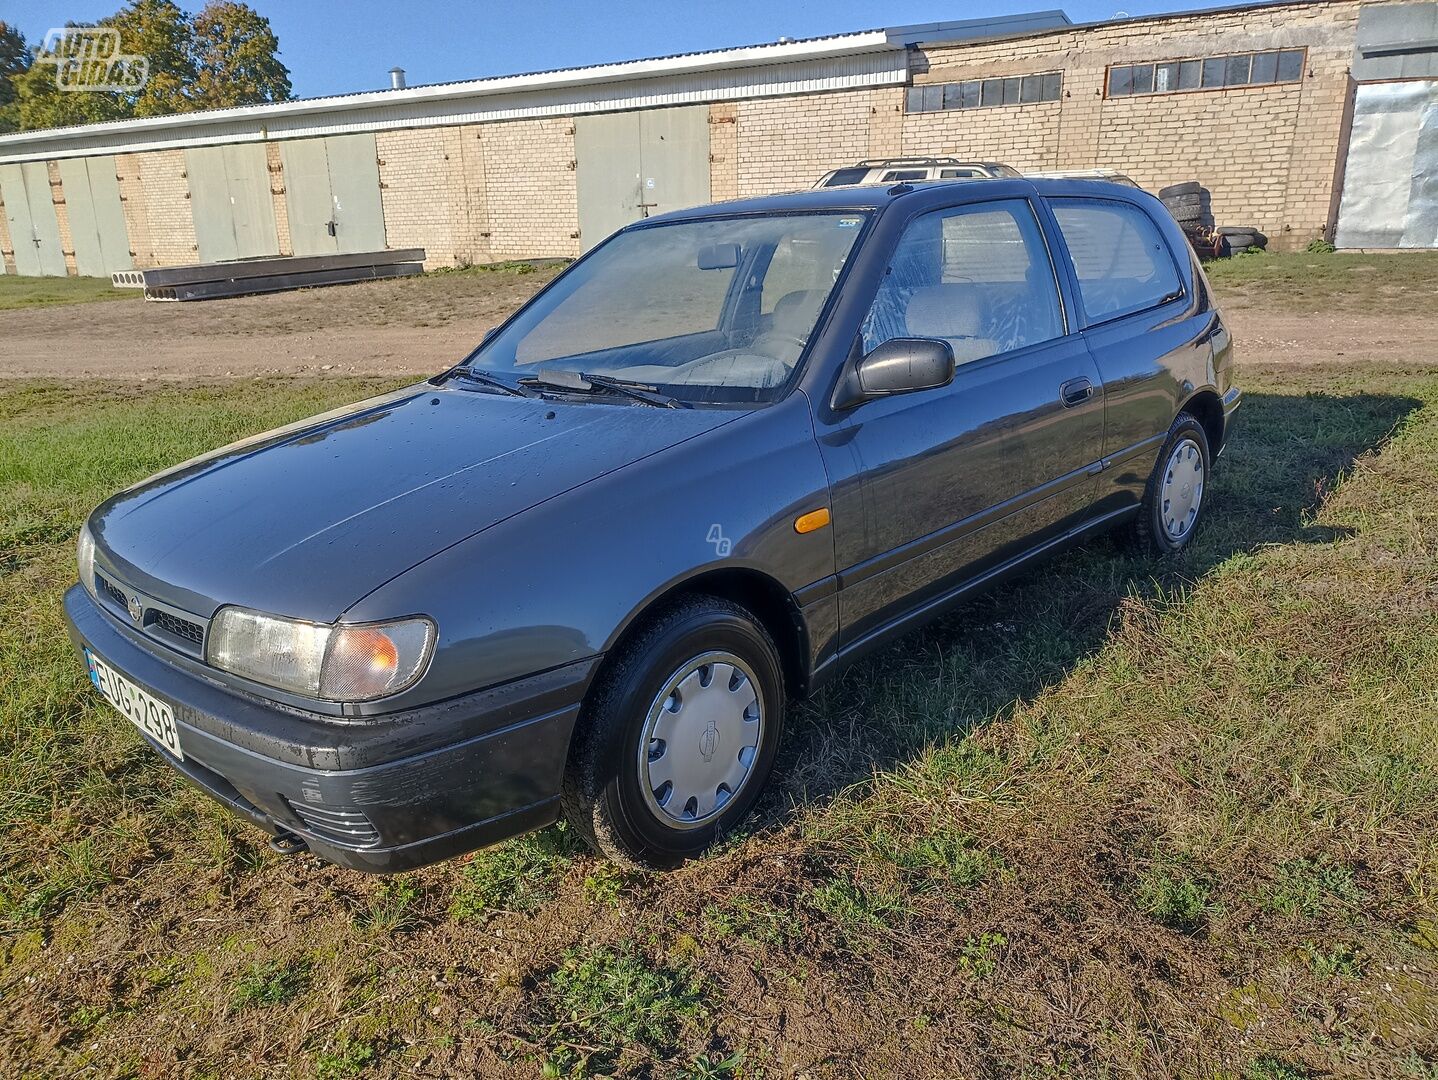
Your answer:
(1, 0), (1434, 277)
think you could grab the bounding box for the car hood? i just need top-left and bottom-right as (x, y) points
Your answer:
(91, 384), (738, 622)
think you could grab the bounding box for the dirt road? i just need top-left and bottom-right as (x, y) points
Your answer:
(0, 268), (561, 380)
(1, 262), (1434, 380)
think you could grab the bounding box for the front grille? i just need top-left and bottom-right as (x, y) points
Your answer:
(97, 574), (128, 610)
(285, 799), (381, 848)
(152, 610), (205, 647)
(94, 572), (206, 653)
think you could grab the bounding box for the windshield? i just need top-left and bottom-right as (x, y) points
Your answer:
(465, 212), (868, 405)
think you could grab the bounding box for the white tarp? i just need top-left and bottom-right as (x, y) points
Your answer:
(1336, 80), (1438, 249)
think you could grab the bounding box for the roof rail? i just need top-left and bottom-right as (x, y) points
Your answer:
(853, 157), (983, 167)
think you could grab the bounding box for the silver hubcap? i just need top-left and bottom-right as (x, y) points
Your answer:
(638, 651), (763, 830)
(1160, 437), (1205, 541)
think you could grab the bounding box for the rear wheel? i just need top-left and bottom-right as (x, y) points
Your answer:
(562, 596), (785, 868)
(1135, 414), (1211, 555)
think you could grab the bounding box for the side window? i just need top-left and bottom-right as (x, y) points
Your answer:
(860, 199), (1064, 365)
(1049, 199), (1182, 322)
(880, 169), (928, 182)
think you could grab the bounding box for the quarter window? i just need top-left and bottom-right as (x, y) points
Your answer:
(1050, 199), (1182, 322)
(861, 199), (1064, 365)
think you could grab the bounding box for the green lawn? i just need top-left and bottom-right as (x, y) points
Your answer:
(0, 273), (142, 311)
(1204, 249), (1438, 311)
(1, 295), (1436, 1074)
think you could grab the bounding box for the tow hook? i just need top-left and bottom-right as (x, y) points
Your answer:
(269, 830), (308, 856)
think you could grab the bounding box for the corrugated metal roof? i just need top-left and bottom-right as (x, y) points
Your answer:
(0, 12), (1078, 163)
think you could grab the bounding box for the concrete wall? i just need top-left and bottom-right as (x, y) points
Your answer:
(0, 0), (1386, 271)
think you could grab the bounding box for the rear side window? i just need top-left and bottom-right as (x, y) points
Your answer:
(861, 198), (1064, 364)
(1049, 199), (1182, 322)
(881, 169), (929, 182)
(821, 167), (870, 187)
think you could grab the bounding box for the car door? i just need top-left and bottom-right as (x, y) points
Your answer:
(1045, 197), (1205, 511)
(814, 196), (1106, 648)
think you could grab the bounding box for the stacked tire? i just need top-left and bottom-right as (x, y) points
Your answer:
(1159, 182), (1204, 227)
(1218, 226), (1263, 255)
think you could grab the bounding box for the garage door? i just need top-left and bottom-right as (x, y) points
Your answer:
(186, 144), (280, 263)
(1335, 80), (1438, 249)
(576, 112), (642, 251)
(0, 161), (68, 276)
(575, 106), (711, 251)
(58, 156), (133, 277)
(281, 134), (386, 256)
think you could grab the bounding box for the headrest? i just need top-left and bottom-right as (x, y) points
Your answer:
(770, 289), (826, 333)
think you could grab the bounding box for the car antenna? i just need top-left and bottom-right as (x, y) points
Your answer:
(888, 182), (914, 195)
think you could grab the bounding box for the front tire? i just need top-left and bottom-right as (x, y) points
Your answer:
(562, 596), (786, 869)
(1135, 413), (1211, 555)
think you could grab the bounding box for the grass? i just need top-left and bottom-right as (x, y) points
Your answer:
(1203, 248), (1438, 311)
(1, 259), (1437, 1075)
(0, 273), (141, 310)
(231, 957), (313, 1009)
(449, 823), (583, 920)
(532, 943), (709, 1075)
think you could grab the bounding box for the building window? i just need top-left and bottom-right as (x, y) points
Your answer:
(906, 71), (1062, 113)
(1107, 49), (1305, 97)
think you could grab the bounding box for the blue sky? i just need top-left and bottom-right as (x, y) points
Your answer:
(13, 0), (1251, 99)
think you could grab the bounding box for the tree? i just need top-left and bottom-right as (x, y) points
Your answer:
(109, 0), (197, 117)
(13, 22), (132, 131)
(11, 0), (291, 131)
(191, 2), (291, 109)
(0, 20), (30, 132)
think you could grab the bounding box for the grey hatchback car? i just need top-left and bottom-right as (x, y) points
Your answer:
(66, 179), (1238, 871)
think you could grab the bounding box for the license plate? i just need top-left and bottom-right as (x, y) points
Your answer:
(85, 648), (184, 761)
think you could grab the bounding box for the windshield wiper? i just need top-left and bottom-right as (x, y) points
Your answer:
(519, 370), (686, 409)
(445, 367), (532, 397)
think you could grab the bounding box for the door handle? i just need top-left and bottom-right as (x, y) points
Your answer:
(1060, 377), (1094, 408)
(326, 220), (337, 237)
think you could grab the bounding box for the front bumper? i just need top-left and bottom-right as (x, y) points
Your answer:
(64, 585), (596, 872)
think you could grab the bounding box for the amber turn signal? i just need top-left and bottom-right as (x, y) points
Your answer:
(794, 507), (831, 534)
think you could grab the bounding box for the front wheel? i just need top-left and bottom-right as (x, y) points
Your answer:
(1135, 413), (1211, 555)
(561, 596), (786, 869)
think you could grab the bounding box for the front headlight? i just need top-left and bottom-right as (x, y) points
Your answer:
(77, 522), (96, 598)
(206, 607), (435, 703)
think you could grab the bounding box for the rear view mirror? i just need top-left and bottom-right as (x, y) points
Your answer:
(697, 243), (740, 270)
(835, 337), (955, 408)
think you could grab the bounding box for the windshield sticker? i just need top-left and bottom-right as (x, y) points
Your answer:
(837, 217), (862, 228)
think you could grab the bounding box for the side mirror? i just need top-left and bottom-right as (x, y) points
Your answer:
(835, 337), (955, 408)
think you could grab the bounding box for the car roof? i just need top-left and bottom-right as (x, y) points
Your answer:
(640, 177), (1145, 226)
